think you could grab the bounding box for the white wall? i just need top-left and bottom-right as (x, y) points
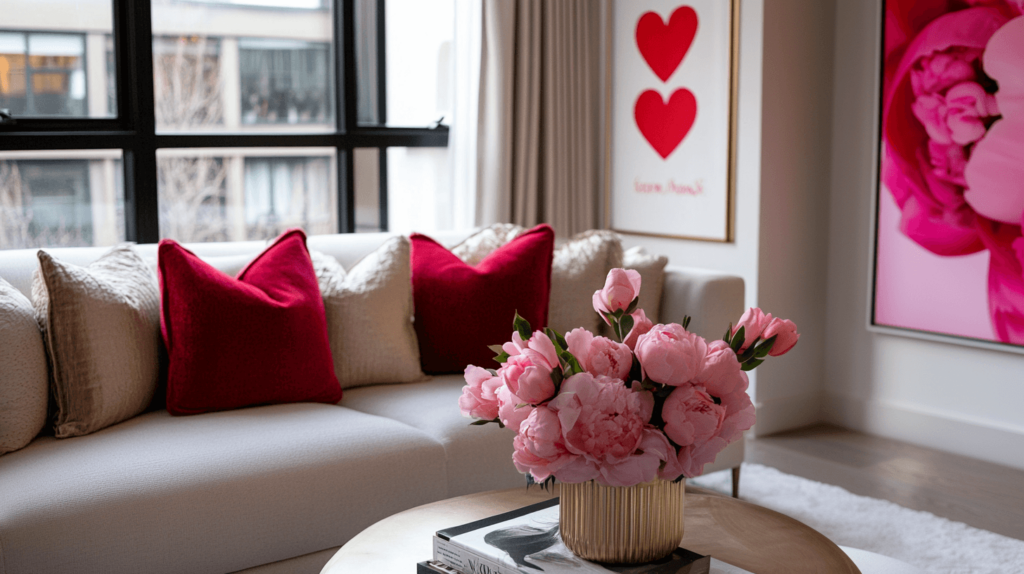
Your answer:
(824, 0), (1024, 471)
(622, 0), (836, 436)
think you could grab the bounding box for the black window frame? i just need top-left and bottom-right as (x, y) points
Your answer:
(0, 0), (448, 244)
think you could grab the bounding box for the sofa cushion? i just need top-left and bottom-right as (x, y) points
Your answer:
(0, 277), (49, 455)
(159, 230), (341, 415)
(341, 375), (526, 498)
(0, 404), (448, 574)
(311, 237), (424, 389)
(410, 225), (555, 374)
(33, 245), (162, 437)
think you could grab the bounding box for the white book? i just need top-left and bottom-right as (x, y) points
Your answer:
(433, 498), (728, 574)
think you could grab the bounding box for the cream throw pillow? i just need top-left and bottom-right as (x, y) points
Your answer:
(33, 245), (161, 438)
(311, 236), (424, 389)
(623, 246), (670, 323)
(0, 277), (49, 455)
(452, 225), (624, 334)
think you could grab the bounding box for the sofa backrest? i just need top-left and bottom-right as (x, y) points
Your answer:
(0, 230), (475, 299)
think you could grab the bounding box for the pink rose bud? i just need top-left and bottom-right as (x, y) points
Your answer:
(623, 309), (654, 350)
(761, 317), (799, 356)
(731, 307), (773, 351)
(458, 365), (503, 420)
(565, 327), (633, 380)
(592, 268), (642, 319)
(634, 323), (708, 386)
(661, 384), (726, 448)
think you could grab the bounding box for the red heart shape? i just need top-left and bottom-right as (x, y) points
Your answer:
(636, 6), (699, 83)
(634, 89), (697, 159)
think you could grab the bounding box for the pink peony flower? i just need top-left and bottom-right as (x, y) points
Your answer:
(497, 385), (533, 433)
(565, 328), (634, 380)
(548, 373), (662, 486)
(668, 374), (753, 479)
(511, 406), (577, 482)
(634, 323), (707, 386)
(499, 330), (560, 405)
(964, 16), (1024, 225)
(761, 317), (800, 357)
(458, 365), (503, 420)
(731, 308), (773, 351)
(623, 308), (654, 350)
(693, 340), (745, 397)
(661, 384), (726, 448)
(592, 268), (642, 320)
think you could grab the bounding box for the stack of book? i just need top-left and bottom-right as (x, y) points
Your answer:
(420, 498), (752, 574)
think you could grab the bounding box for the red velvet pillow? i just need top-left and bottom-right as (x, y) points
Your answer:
(411, 224), (555, 374)
(158, 229), (341, 415)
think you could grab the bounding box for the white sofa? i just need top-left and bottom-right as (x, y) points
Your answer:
(0, 231), (745, 574)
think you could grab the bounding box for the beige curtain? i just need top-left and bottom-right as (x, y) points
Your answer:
(475, 0), (603, 237)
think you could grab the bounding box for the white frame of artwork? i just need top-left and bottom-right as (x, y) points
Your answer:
(606, 0), (740, 243)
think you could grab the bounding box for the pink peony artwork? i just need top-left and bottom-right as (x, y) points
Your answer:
(876, 1), (1024, 347)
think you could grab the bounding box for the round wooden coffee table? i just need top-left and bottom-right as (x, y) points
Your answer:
(321, 485), (860, 574)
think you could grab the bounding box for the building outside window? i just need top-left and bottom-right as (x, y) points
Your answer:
(240, 39), (332, 126)
(0, 32), (88, 117)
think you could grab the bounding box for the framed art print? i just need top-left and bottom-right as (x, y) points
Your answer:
(607, 0), (739, 242)
(872, 0), (1024, 352)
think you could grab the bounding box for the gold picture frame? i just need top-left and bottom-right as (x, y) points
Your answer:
(605, 0), (740, 243)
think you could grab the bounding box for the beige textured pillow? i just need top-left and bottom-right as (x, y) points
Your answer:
(623, 246), (670, 323)
(451, 223), (525, 265)
(33, 245), (161, 438)
(0, 277), (49, 455)
(311, 236), (424, 389)
(548, 230), (624, 334)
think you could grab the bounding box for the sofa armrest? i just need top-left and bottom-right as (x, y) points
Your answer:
(658, 266), (745, 341)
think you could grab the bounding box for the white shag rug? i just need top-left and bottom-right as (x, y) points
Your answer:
(689, 463), (1024, 574)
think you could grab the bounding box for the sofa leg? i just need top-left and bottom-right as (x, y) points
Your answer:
(731, 466), (741, 498)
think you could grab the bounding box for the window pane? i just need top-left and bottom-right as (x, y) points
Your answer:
(157, 148), (336, 242)
(385, 0), (453, 127)
(353, 148), (380, 232)
(354, 0), (379, 125)
(1, 0), (116, 119)
(151, 0), (335, 132)
(386, 146), (450, 234)
(0, 150), (125, 249)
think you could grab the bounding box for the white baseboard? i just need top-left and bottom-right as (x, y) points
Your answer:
(823, 392), (1024, 472)
(754, 392), (823, 436)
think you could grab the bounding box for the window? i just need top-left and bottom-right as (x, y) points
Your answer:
(0, 0), (451, 248)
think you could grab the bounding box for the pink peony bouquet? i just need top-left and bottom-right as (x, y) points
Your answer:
(882, 1), (1024, 343)
(458, 268), (799, 487)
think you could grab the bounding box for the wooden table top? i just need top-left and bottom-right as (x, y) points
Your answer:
(321, 485), (860, 574)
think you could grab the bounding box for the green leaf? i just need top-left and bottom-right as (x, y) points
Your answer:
(513, 312), (532, 340)
(560, 350), (584, 375)
(486, 368), (499, 376)
(682, 315), (692, 330)
(741, 357), (765, 371)
(493, 351), (510, 364)
(730, 326), (745, 352)
(620, 314), (635, 338)
(625, 296), (640, 315)
(550, 367), (564, 388)
(470, 418), (500, 426)
(488, 344), (505, 354)
(737, 338), (760, 363)
(555, 331), (568, 351)
(754, 335), (777, 358)
(723, 323), (733, 344)
(545, 327), (565, 352)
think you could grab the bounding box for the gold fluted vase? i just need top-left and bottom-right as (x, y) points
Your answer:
(559, 478), (685, 564)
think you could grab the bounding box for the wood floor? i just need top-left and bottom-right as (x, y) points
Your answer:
(743, 424), (1024, 542)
